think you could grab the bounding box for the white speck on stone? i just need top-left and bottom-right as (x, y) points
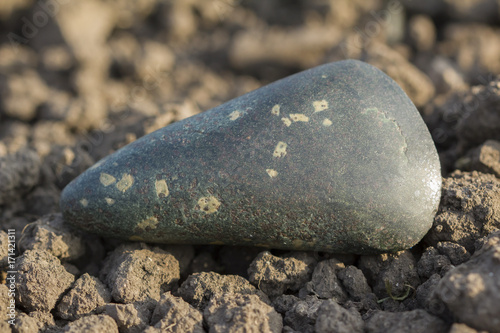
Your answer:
(281, 118), (292, 127)
(229, 110), (241, 120)
(197, 196), (221, 214)
(100, 173), (116, 186)
(322, 118), (333, 126)
(80, 198), (88, 207)
(155, 179), (169, 198)
(313, 100), (329, 112)
(116, 173), (134, 193)
(273, 141), (287, 158)
(271, 104), (280, 116)
(105, 197), (115, 205)
(289, 114), (309, 122)
(266, 169), (278, 178)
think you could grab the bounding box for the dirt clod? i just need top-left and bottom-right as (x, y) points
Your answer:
(315, 299), (364, 333)
(283, 296), (325, 333)
(466, 140), (500, 178)
(149, 292), (203, 332)
(15, 250), (74, 312)
(337, 265), (372, 301)
(177, 271), (269, 311)
(19, 214), (85, 261)
(425, 171), (500, 252)
(56, 273), (111, 320)
(204, 293), (283, 333)
(435, 231), (500, 333)
(365, 309), (450, 333)
(61, 314), (119, 333)
(358, 250), (421, 298)
(248, 251), (316, 298)
(104, 303), (150, 333)
(417, 247), (453, 279)
(300, 258), (348, 302)
(0, 149), (40, 205)
(100, 243), (180, 304)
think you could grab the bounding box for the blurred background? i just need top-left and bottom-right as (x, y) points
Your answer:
(1, 0), (500, 216)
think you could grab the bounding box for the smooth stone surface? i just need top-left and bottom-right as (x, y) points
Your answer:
(60, 60), (441, 254)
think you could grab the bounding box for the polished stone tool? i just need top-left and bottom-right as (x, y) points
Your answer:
(60, 60), (441, 254)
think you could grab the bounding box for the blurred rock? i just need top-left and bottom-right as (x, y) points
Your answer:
(407, 15), (435, 52)
(0, 69), (49, 121)
(464, 140), (500, 178)
(439, 24), (500, 80)
(0, 149), (40, 205)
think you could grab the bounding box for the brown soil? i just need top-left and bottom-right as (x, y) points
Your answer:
(1, 1), (500, 332)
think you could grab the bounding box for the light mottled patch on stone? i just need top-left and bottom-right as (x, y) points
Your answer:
(136, 216), (159, 231)
(273, 141), (287, 158)
(322, 118), (333, 127)
(116, 173), (134, 193)
(271, 104), (280, 116)
(129, 235), (144, 241)
(229, 110), (241, 120)
(289, 113), (309, 122)
(197, 196), (221, 214)
(266, 169), (278, 178)
(100, 173), (116, 186)
(105, 197), (115, 206)
(361, 107), (408, 157)
(80, 198), (88, 207)
(281, 118), (292, 127)
(313, 100), (329, 112)
(155, 179), (169, 198)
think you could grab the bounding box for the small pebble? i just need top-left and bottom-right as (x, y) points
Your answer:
(61, 60), (441, 254)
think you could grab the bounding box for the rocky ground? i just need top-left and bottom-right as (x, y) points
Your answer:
(0, 0), (500, 332)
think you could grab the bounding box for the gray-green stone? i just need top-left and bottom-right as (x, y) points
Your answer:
(60, 60), (441, 254)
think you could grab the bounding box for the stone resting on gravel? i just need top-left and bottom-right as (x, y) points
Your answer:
(60, 60), (441, 254)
